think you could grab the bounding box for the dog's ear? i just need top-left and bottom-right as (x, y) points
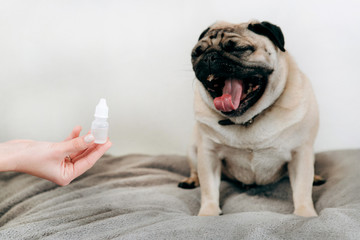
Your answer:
(248, 21), (285, 52)
(198, 27), (210, 41)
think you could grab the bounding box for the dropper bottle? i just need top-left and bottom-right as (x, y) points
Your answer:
(91, 98), (109, 144)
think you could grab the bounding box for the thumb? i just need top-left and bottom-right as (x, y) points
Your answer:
(62, 134), (95, 154)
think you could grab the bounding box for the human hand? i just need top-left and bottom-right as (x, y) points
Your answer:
(0, 126), (112, 185)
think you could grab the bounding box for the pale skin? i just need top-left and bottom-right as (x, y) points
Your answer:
(0, 126), (112, 186)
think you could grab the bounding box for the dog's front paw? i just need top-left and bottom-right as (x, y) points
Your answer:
(178, 176), (200, 189)
(198, 202), (222, 216)
(294, 205), (318, 217)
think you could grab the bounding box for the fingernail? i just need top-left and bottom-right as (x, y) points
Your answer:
(84, 134), (95, 143)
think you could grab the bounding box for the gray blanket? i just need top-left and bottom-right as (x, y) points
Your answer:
(1, 149), (360, 239)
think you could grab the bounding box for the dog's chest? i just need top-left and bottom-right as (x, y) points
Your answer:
(217, 144), (291, 185)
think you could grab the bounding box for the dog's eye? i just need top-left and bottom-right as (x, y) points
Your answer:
(192, 46), (204, 58)
(237, 46), (255, 52)
(224, 40), (255, 53)
(223, 40), (237, 52)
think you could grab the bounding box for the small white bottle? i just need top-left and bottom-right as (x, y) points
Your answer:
(91, 98), (109, 144)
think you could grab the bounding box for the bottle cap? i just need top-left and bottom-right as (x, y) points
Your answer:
(94, 98), (108, 118)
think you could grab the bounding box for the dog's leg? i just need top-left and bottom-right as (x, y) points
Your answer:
(197, 140), (222, 216)
(288, 146), (317, 217)
(178, 145), (200, 189)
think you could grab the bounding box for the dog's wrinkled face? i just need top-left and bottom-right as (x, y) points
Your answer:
(192, 21), (286, 117)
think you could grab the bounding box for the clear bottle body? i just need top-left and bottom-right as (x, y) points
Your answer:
(91, 117), (109, 144)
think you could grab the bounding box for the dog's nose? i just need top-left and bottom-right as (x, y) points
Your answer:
(204, 52), (220, 63)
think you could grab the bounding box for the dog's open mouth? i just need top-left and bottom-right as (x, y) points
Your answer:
(205, 74), (267, 115)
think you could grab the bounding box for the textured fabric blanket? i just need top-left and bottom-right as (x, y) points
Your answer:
(1, 149), (360, 239)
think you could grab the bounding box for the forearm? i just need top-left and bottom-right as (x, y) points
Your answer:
(0, 141), (21, 172)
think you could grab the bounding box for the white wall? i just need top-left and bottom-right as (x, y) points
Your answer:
(0, 0), (359, 156)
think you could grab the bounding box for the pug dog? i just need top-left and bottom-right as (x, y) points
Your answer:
(178, 20), (323, 217)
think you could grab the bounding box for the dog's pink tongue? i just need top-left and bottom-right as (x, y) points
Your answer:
(214, 79), (243, 112)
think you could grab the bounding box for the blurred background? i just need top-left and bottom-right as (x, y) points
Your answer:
(0, 0), (359, 156)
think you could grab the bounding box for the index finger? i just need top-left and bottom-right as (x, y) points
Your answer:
(64, 126), (82, 141)
(61, 134), (95, 155)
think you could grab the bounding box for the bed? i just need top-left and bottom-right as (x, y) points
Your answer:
(1, 149), (360, 239)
